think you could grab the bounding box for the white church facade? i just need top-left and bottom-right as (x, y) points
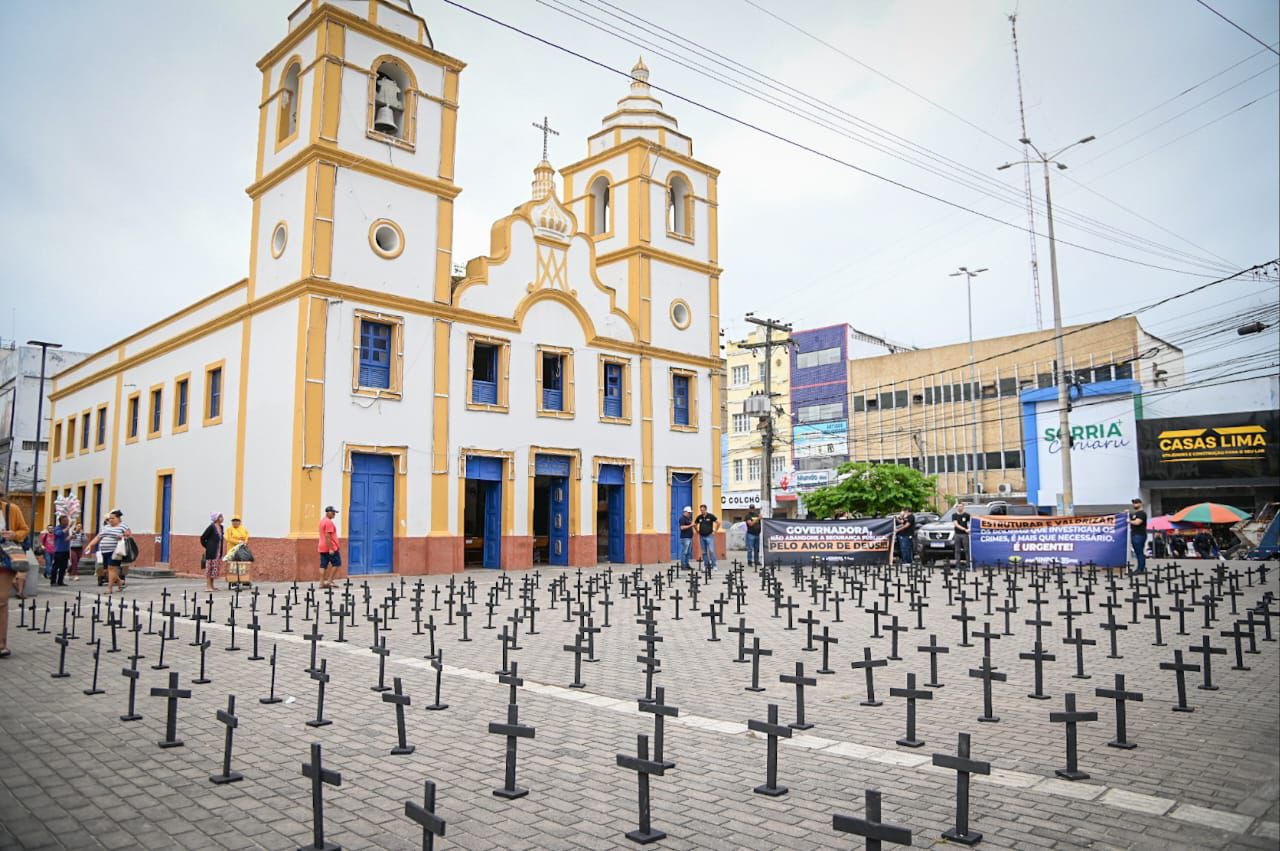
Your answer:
(47, 0), (723, 579)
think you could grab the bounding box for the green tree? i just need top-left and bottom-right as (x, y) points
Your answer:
(802, 462), (937, 519)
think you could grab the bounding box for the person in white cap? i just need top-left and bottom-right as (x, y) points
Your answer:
(678, 506), (694, 569)
(318, 505), (342, 588)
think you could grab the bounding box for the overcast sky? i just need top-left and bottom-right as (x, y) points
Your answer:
(2, 0), (1276, 376)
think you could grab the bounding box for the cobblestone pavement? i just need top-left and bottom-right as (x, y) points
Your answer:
(1, 557), (1277, 850)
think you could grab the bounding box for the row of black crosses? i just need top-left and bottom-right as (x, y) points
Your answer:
(27, 555), (1278, 849)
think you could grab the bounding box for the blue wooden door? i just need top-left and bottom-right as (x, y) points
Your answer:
(549, 478), (568, 565)
(158, 475), (172, 562)
(349, 453), (395, 574)
(670, 473), (693, 559)
(606, 486), (625, 563)
(483, 481), (502, 568)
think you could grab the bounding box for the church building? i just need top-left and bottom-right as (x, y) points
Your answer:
(47, 0), (724, 579)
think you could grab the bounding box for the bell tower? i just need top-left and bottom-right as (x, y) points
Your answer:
(244, 0), (465, 304)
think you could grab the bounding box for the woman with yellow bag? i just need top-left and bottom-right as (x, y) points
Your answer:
(224, 515), (252, 589)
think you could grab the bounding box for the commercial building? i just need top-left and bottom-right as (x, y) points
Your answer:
(1137, 374), (1278, 515)
(48, 1), (723, 579)
(721, 328), (792, 521)
(844, 317), (1183, 511)
(0, 343), (90, 525)
(789, 324), (911, 512)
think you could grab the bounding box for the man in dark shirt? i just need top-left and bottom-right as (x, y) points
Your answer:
(1129, 498), (1148, 574)
(952, 503), (972, 569)
(694, 504), (719, 569)
(678, 507), (694, 568)
(894, 508), (916, 565)
(744, 504), (762, 567)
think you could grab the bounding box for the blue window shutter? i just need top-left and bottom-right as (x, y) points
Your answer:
(358, 321), (393, 390)
(473, 380), (498, 405)
(604, 363), (623, 418)
(209, 368), (222, 418)
(673, 375), (690, 426)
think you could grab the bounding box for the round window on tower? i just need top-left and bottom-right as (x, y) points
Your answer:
(669, 299), (691, 330)
(270, 221), (288, 259)
(369, 219), (405, 259)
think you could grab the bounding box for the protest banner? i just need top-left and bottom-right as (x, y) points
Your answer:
(970, 514), (1128, 567)
(762, 518), (895, 567)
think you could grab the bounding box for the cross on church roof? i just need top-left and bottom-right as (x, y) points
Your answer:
(532, 115), (559, 161)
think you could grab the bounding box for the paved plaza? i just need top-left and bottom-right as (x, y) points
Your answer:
(1, 557), (1277, 850)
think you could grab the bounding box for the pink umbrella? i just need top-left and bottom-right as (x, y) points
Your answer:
(1148, 515), (1196, 532)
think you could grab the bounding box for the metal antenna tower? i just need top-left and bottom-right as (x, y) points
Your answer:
(1009, 13), (1045, 330)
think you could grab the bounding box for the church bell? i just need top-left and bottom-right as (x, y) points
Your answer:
(374, 105), (399, 134)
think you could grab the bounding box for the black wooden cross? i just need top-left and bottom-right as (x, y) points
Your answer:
(83, 638), (105, 695)
(120, 658), (143, 722)
(383, 676), (415, 755)
(307, 659), (332, 728)
(371, 637), (392, 693)
(918, 634), (950, 689)
(1189, 635), (1225, 690)
(638, 685), (678, 769)
(1159, 649), (1199, 712)
(1099, 609), (1127, 660)
(564, 631), (588, 689)
(882, 615), (907, 662)
(1095, 672), (1142, 749)
(616, 734), (667, 844)
(210, 694), (245, 784)
(743, 636), (772, 692)
(150, 671), (193, 748)
(832, 788), (913, 850)
(972, 622), (1001, 662)
(404, 779), (446, 851)
(1049, 692), (1098, 780)
(1062, 627), (1096, 680)
(304, 622), (324, 675)
(425, 652), (448, 711)
(888, 672), (932, 748)
(968, 655), (1006, 723)
(814, 626), (839, 674)
(933, 732), (989, 845)
(748, 703), (792, 796)
(489, 703), (535, 799)
(952, 605), (976, 648)
(261, 644), (283, 704)
(1019, 641), (1055, 700)
(500, 661), (524, 706)
(728, 617), (754, 662)
(247, 613), (265, 660)
(781, 662), (816, 730)
(300, 741), (342, 851)
(851, 647), (888, 707)
(701, 606), (721, 642)
(1220, 620), (1251, 672)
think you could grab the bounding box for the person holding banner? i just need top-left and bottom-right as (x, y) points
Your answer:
(1129, 498), (1148, 574)
(953, 503), (972, 569)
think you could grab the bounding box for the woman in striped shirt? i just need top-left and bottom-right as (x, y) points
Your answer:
(85, 509), (132, 595)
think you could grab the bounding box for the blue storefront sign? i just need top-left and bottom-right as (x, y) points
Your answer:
(971, 513), (1129, 567)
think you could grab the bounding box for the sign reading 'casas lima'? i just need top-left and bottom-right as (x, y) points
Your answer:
(1138, 410), (1279, 483)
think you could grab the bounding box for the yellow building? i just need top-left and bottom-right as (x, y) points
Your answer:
(845, 317), (1183, 506)
(721, 328), (792, 520)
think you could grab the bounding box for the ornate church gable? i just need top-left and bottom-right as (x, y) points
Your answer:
(455, 160), (637, 343)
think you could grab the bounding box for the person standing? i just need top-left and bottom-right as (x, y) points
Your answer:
(677, 506), (694, 569)
(894, 508), (916, 566)
(952, 503), (972, 569)
(85, 510), (130, 595)
(40, 525), (55, 580)
(0, 498), (32, 657)
(694, 504), (719, 570)
(225, 515), (251, 589)
(318, 505), (341, 589)
(1129, 498), (1148, 574)
(51, 515), (71, 586)
(200, 513), (225, 592)
(744, 504), (762, 568)
(68, 518), (85, 581)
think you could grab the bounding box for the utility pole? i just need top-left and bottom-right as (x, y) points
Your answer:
(1000, 134), (1095, 516)
(27, 341), (61, 592)
(740, 315), (792, 519)
(949, 267), (987, 499)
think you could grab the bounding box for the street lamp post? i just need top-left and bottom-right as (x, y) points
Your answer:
(949, 267), (987, 500)
(999, 135), (1094, 516)
(26, 340), (61, 536)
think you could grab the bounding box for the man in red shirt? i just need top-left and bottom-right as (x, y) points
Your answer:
(318, 505), (341, 589)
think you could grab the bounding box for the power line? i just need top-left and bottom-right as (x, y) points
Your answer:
(439, 0), (1244, 279)
(542, 0), (1241, 276)
(1195, 0), (1280, 56)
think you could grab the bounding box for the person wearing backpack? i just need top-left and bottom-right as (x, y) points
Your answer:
(85, 510), (131, 596)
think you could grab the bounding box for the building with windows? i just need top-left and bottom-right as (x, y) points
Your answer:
(844, 316), (1182, 509)
(47, 1), (722, 579)
(721, 328), (792, 521)
(0, 343), (90, 525)
(788, 324), (911, 511)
